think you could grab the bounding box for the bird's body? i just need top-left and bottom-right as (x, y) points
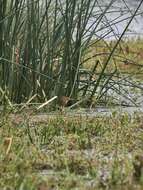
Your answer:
(58, 96), (71, 107)
(58, 96), (77, 113)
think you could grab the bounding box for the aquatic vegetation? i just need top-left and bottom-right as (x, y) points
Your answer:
(1, 1), (143, 189)
(0, 0), (143, 107)
(0, 113), (143, 189)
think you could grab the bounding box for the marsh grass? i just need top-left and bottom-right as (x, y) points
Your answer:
(1, 113), (143, 189)
(1, 2), (143, 189)
(0, 0), (143, 108)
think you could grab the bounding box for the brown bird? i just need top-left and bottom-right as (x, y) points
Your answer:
(58, 96), (76, 111)
(58, 96), (71, 107)
(58, 96), (70, 113)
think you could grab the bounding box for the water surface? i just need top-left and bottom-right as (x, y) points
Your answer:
(94, 0), (143, 40)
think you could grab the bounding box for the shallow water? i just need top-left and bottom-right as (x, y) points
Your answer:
(93, 0), (143, 40)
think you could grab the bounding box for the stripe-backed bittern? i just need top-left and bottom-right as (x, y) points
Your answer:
(58, 96), (71, 107)
(58, 96), (70, 112)
(58, 96), (75, 111)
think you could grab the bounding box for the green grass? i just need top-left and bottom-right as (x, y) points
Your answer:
(1, 2), (143, 189)
(1, 112), (143, 189)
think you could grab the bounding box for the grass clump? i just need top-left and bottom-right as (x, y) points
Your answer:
(0, 113), (143, 189)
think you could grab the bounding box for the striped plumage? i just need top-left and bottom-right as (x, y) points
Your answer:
(58, 96), (70, 107)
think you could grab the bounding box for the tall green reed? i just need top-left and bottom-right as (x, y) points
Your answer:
(0, 0), (142, 106)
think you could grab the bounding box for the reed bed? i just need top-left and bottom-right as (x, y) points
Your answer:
(0, 0), (143, 107)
